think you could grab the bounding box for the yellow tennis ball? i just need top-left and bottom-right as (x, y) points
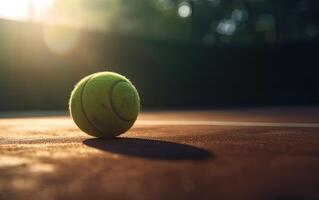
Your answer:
(69, 72), (140, 138)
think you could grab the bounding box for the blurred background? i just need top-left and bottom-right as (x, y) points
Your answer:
(0, 0), (318, 111)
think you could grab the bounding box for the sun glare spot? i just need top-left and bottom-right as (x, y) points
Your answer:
(0, 0), (29, 21)
(0, 0), (54, 21)
(31, 0), (54, 19)
(32, 0), (54, 10)
(43, 25), (80, 55)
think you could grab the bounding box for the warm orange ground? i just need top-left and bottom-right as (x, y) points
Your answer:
(1, 108), (319, 200)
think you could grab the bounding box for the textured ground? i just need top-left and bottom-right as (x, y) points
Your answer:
(1, 107), (319, 200)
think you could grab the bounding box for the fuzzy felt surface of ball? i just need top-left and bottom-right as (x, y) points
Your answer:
(69, 72), (140, 138)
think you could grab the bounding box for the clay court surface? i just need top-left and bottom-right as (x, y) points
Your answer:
(1, 107), (319, 200)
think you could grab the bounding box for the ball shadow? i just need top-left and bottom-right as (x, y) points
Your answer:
(83, 138), (213, 160)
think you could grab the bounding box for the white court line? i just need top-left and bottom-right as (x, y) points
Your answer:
(136, 120), (319, 128)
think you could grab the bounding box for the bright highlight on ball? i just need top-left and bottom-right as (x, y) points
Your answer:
(69, 72), (140, 138)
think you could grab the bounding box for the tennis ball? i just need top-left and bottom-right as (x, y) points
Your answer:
(69, 72), (140, 138)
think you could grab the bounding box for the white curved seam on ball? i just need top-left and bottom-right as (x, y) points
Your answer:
(80, 75), (105, 137)
(108, 80), (134, 123)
